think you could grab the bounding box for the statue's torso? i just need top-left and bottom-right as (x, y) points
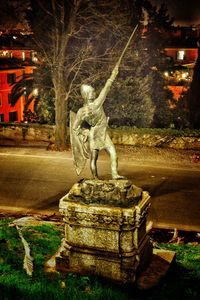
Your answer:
(80, 105), (109, 150)
(82, 105), (106, 127)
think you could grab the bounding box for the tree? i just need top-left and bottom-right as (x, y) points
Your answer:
(105, 38), (155, 128)
(10, 72), (38, 120)
(30, 0), (138, 149)
(30, 0), (84, 149)
(139, 1), (174, 127)
(34, 65), (55, 124)
(0, 0), (31, 34)
(30, 0), (174, 150)
(67, 1), (157, 128)
(104, 0), (174, 128)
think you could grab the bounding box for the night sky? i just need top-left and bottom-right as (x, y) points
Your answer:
(151, 0), (200, 25)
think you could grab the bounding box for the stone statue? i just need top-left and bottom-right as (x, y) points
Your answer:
(71, 64), (123, 179)
(70, 25), (138, 179)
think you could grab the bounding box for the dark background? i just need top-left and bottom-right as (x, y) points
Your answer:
(151, 0), (200, 25)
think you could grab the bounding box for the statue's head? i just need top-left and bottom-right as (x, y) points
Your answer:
(80, 84), (96, 103)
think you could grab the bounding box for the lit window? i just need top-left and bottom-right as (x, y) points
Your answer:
(22, 51), (25, 61)
(0, 50), (10, 58)
(33, 88), (38, 96)
(177, 50), (185, 60)
(2, 51), (8, 56)
(31, 51), (38, 62)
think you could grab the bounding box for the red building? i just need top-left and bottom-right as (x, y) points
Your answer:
(164, 26), (199, 101)
(164, 46), (197, 100)
(165, 47), (198, 67)
(0, 48), (37, 122)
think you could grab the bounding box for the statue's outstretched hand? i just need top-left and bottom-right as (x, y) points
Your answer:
(110, 65), (119, 82)
(112, 65), (119, 77)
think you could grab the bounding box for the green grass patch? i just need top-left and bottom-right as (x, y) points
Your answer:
(160, 243), (200, 278)
(0, 218), (200, 300)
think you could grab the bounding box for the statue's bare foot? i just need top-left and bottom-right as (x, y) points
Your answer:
(112, 174), (126, 180)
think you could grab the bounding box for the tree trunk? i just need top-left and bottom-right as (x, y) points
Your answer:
(55, 98), (68, 150)
(54, 73), (69, 150)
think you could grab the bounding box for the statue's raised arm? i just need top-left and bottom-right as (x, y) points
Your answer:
(94, 24), (138, 110)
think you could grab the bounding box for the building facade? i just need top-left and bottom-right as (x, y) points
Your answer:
(0, 48), (37, 122)
(164, 26), (199, 101)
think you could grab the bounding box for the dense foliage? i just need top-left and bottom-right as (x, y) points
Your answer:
(0, 0), (31, 34)
(69, 1), (175, 128)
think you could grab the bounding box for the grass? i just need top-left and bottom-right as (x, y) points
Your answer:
(0, 218), (200, 300)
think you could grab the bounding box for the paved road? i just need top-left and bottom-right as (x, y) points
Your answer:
(0, 146), (200, 231)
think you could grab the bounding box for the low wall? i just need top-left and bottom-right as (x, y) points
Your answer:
(0, 123), (55, 143)
(0, 123), (200, 150)
(108, 129), (200, 150)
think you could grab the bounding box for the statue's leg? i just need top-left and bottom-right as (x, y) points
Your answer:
(105, 144), (125, 180)
(90, 149), (99, 179)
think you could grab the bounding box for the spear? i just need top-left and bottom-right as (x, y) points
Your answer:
(115, 24), (138, 68)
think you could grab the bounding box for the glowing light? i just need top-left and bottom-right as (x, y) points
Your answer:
(181, 72), (188, 79)
(22, 52), (25, 61)
(33, 88), (38, 96)
(177, 50), (185, 60)
(164, 71), (169, 77)
(32, 57), (38, 62)
(2, 51), (8, 56)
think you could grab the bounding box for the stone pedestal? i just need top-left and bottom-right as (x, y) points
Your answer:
(56, 179), (152, 284)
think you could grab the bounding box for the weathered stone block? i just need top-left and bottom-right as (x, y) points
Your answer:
(57, 179), (152, 284)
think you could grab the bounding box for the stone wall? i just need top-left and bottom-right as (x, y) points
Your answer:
(0, 123), (55, 143)
(108, 129), (200, 150)
(0, 123), (200, 150)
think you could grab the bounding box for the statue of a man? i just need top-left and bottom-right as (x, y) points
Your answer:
(70, 63), (124, 179)
(70, 25), (138, 179)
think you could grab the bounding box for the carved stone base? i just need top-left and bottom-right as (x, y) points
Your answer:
(56, 179), (152, 284)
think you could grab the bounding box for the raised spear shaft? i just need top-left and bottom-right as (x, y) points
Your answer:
(116, 24), (138, 67)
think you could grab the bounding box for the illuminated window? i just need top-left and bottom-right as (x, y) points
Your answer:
(177, 50), (185, 60)
(1, 51), (9, 57)
(31, 51), (38, 62)
(22, 52), (25, 61)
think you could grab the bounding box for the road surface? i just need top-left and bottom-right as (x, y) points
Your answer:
(0, 146), (200, 231)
